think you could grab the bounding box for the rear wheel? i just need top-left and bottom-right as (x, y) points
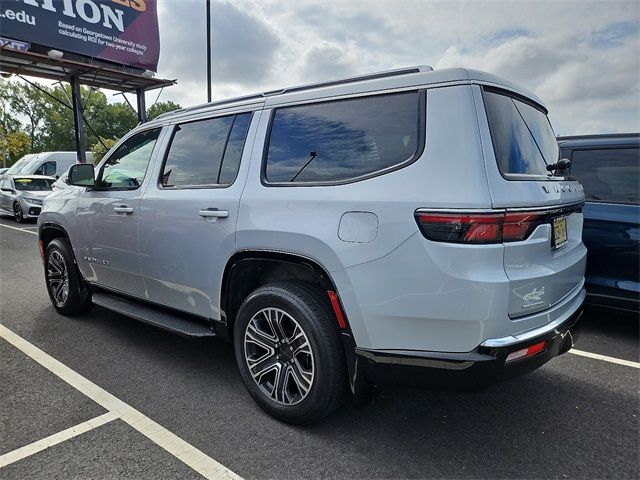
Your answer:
(13, 202), (24, 223)
(234, 282), (347, 424)
(44, 238), (92, 315)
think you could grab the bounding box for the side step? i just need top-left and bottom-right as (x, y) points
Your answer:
(92, 292), (216, 338)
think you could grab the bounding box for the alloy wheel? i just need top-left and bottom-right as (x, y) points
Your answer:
(243, 307), (315, 405)
(13, 203), (23, 222)
(47, 250), (70, 307)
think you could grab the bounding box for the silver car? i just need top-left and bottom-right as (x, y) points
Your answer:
(0, 175), (54, 222)
(39, 67), (586, 424)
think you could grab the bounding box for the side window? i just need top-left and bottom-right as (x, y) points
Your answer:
(97, 128), (161, 189)
(265, 91), (422, 184)
(160, 112), (252, 188)
(34, 161), (56, 176)
(571, 148), (640, 204)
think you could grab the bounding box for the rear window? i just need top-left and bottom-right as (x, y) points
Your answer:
(14, 178), (53, 191)
(265, 91), (423, 184)
(570, 148), (640, 204)
(483, 89), (559, 177)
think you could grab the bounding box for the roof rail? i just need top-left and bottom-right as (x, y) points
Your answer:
(557, 132), (639, 141)
(276, 65), (433, 96)
(155, 65), (433, 120)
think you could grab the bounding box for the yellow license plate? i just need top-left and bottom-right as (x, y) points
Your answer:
(552, 216), (568, 249)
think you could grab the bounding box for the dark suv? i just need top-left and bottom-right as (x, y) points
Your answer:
(558, 133), (639, 314)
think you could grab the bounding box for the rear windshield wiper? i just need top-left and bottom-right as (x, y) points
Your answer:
(546, 158), (571, 173)
(290, 151), (317, 182)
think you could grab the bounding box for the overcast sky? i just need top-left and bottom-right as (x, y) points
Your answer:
(152, 0), (637, 134)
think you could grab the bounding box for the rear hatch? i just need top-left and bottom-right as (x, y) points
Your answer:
(480, 86), (586, 318)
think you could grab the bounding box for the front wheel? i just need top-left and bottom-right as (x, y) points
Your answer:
(234, 282), (347, 425)
(44, 238), (92, 315)
(13, 202), (24, 223)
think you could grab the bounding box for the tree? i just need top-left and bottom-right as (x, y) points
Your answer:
(148, 101), (181, 120)
(0, 126), (31, 166)
(1, 82), (48, 150)
(90, 137), (118, 163)
(0, 78), (182, 157)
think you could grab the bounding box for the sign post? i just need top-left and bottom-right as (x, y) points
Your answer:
(70, 75), (87, 164)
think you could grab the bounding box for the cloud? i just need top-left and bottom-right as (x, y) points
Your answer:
(295, 40), (360, 81)
(156, 0), (281, 105)
(18, 0), (631, 136)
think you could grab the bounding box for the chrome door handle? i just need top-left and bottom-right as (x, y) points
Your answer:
(199, 208), (229, 218)
(114, 205), (134, 214)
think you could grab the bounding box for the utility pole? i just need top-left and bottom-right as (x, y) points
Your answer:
(206, 0), (212, 103)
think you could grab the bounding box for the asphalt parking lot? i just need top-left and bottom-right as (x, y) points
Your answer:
(0, 216), (638, 480)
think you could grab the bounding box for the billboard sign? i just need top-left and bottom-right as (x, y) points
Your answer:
(0, 0), (160, 71)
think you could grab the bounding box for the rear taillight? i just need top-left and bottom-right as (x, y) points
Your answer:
(415, 211), (546, 244)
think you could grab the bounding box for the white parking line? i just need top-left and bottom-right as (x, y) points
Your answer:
(0, 223), (38, 235)
(569, 349), (640, 369)
(0, 411), (119, 468)
(0, 324), (242, 480)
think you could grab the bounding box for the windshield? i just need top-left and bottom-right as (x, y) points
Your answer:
(483, 88), (559, 177)
(14, 159), (44, 174)
(13, 178), (54, 191)
(7, 157), (33, 174)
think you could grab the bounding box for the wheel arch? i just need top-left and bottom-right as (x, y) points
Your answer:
(221, 249), (370, 403)
(39, 222), (71, 250)
(221, 250), (348, 333)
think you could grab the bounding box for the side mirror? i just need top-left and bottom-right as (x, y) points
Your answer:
(0, 187), (12, 192)
(68, 164), (95, 187)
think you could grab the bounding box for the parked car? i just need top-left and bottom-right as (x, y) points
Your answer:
(558, 133), (639, 314)
(39, 66), (586, 424)
(2, 151), (93, 179)
(0, 175), (55, 222)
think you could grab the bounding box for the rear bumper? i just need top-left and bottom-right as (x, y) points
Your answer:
(356, 298), (583, 389)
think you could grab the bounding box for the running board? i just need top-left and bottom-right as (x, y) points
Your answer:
(91, 292), (216, 338)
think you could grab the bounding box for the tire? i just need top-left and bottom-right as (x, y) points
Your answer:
(13, 202), (24, 223)
(44, 238), (92, 315)
(234, 281), (347, 425)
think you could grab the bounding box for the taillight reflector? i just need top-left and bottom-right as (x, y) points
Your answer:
(505, 341), (547, 363)
(416, 211), (546, 244)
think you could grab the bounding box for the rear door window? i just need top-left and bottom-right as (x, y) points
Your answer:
(160, 112), (252, 188)
(265, 91), (423, 184)
(483, 88), (559, 178)
(570, 148), (640, 204)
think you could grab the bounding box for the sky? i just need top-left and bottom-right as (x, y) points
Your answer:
(25, 0), (640, 136)
(149, 0), (640, 135)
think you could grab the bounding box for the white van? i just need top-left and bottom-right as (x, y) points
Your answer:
(5, 152), (94, 178)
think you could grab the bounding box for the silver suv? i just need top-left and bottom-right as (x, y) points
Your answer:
(38, 67), (586, 424)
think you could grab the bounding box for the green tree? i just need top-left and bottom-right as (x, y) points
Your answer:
(0, 126), (31, 166)
(148, 101), (181, 120)
(0, 79), (181, 156)
(90, 137), (118, 163)
(0, 81), (48, 150)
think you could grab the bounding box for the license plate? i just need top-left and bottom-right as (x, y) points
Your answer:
(552, 216), (568, 249)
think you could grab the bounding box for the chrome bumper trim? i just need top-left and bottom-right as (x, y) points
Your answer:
(481, 288), (586, 348)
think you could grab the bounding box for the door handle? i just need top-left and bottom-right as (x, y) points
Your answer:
(199, 208), (229, 218)
(114, 205), (134, 214)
